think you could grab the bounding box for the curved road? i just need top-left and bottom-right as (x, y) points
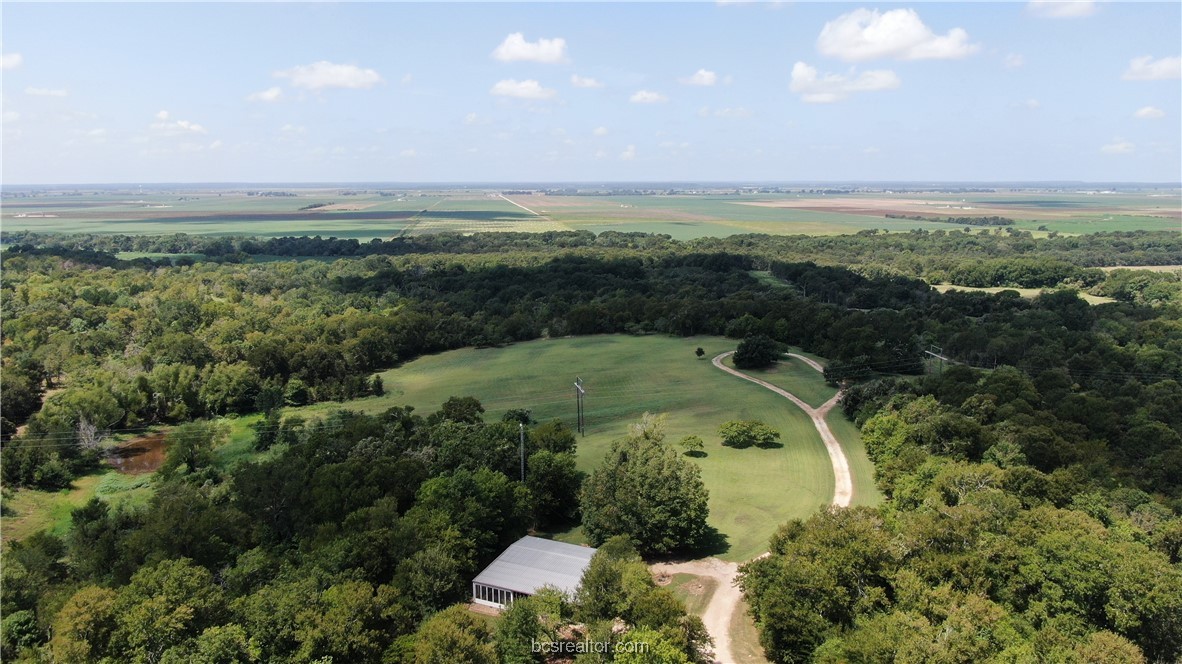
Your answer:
(712, 351), (852, 508)
(654, 352), (853, 663)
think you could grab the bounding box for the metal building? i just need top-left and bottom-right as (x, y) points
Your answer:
(471, 536), (597, 609)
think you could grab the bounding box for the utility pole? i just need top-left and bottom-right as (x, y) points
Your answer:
(574, 377), (586, 437)
(519, 422), (526, 482)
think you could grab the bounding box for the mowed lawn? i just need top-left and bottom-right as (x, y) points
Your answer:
(329, 334), (873, 561)
(722, 354), (837, 409)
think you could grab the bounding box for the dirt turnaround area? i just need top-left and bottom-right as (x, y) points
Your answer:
(652, 352), (853, 663)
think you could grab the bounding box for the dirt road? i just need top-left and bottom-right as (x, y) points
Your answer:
(654, 351), (854, 663)
(711, 351), (852, 507)
(651, 558), (741, 663)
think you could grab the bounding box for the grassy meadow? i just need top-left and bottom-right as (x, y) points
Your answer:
(299, 334), (880, 561)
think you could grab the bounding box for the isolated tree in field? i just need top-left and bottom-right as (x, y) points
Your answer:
(679, 435), (705, 456)
(718, 421), (780, 449)
(580, 417), (710, 555)
(732, 334), (780, 369)
(695, 347), (705, 359)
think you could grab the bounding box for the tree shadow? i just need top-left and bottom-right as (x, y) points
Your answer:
(683, 450), (708, 459)
(755, 441), (784, 449)
(686, 526), (730, 558)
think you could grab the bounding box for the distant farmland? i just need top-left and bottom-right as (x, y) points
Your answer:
(2, 187), (1177, 239)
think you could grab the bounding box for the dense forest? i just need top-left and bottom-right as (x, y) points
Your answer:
(4, 227), (1181, 287)
(2, 228), (1181, 662)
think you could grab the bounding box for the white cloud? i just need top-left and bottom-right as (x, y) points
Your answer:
(817, 8), (978, 62)
(630, 90), (668, 104)
(2, 111), (19, 123)
(151, 110), (207, 135)
(1134, 106), (1165, 119)
(492, 33), (568, 63)
(571, 74), (604, 88)
(247, 86), (283, 102)
(275, 61), (383, 90)
(87, 128), (106, 137)
(699, 106), (751, 118)
(401, 73), (413, 85)
(1, 52), (21, 70)
(593, 126), (609, 136)
(1017, 98), (1041, 110)
(25, 87), (68, 97)
(1005, 54), (1025, 69)
(789, 61), (900, 103)
(400, 148), (417, 158)
(620, 144), (636, 160)
(1101, 139), (1134, 154)
(1123, 55), (1182, 81)
(490, 79), (557, 100)
(1027, 1), (1096, 18)
(209, 139), (223, 150)
(679, 69), (718, 86)
(279, 124), (307, 134)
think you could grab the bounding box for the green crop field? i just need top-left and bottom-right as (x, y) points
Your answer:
(5, 188), (1175, 240)
(292, 334), (879, 561)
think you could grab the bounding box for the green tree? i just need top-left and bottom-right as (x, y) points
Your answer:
(160, 419), (228, 476)
(718, 420), (780, 449)
(732, 334), (780, 369)
(527, 450), (581, 527)
(112, 558), (226, 664)
(580, 418), (711, 555)
(413, 604), (496, 664)
(615, 628), (690, 664)
(430, 396), (485, 425)
(497, 595), (545, 664)
(200, 361), (261, 415)
(529, 419), (577, 454)
(679, 435), (705, 456)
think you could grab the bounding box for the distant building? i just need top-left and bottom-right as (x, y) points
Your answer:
(471, 536), (596, 610)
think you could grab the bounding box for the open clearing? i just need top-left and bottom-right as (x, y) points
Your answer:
(302, 334), (879, 562)
(933, 283), (1116, 304)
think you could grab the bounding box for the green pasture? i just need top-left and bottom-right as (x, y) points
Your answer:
(314, 334), (876, 561)
(721, 355), (837, 409)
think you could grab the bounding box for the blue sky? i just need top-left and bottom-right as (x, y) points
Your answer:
(2, 2), (1179, 183)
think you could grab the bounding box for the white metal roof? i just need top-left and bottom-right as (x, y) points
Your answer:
(472, 536), (596, 596)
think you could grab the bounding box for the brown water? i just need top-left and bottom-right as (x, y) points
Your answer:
(106, 433), (167, 474)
